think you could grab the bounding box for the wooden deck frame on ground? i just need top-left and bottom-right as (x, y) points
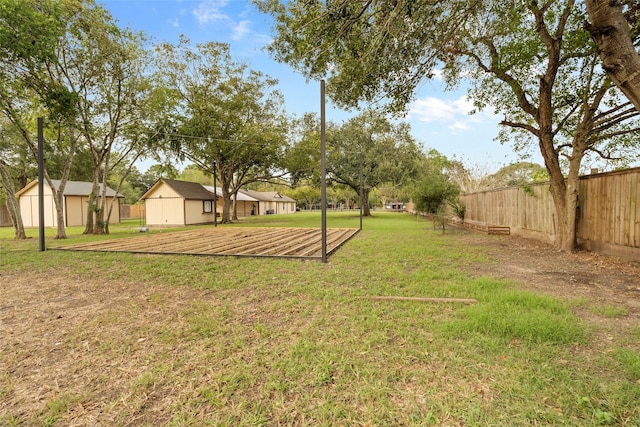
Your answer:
(53, 227), (359, 260)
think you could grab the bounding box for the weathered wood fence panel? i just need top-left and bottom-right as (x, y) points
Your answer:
(120, 204), (145, 219)
(577, 168), (639, 258)
(460, 167), (639, 260)
(460, 183), (556, 242)
(0, 205), (12, 226)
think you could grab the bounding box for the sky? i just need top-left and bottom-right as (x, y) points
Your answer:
(100, 0), (544, 173)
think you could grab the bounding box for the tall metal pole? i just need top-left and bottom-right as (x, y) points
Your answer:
(359, 150), (363, 231)
(213, 160), (218, 227)
(37, 118), (45, 252)
(320, 80), (327, 263)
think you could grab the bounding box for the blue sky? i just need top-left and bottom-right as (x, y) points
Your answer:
(101, 0), (543, 172)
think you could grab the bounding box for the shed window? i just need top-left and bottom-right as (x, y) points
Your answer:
(203, 200), (213, 213)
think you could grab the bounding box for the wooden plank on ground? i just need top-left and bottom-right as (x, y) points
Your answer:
(361, 296), (478, 304)
(487, 226), (510, 235)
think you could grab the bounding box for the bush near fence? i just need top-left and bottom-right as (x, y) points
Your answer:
(459, 167), (639, 261)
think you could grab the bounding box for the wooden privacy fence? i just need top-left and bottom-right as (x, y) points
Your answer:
(0, 205), (11, 226)
(459, 167), (639, 261)
(120, 204), (145, 219)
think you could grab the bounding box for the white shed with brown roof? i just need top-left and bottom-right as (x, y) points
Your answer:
(16, 180), (123, 227)
(140, 179), (222, 226)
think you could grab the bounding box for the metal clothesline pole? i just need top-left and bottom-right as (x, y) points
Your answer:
(320, 80), (327, 263)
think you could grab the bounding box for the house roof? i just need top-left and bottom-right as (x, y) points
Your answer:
(140, 178), (216, 201)
(202, 186), (259, 202)
(16, 179), (123, 198)
(202, 185), (223, 198)
(239, 189), (296, 203)
(139, 179), (297, 204)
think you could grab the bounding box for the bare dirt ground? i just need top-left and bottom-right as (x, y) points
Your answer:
(1, 232), (639, 424)
(457, 233), (640, 328)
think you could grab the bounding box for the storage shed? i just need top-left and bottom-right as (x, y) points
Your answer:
(140, 179), (221, 226)
(16, 180), (123, 227)
(141, 179), (298, 226)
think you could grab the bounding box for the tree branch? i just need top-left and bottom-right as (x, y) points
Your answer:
(499, 119), (540, 136)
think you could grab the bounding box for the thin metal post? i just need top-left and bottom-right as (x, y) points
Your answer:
(320, 80), (327, 263)
(359, 150), (363, 231)
(213, 160), (218, 227)
(38, 118), (45, 252)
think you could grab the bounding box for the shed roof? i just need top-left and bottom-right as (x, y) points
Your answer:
(140, 179), (215, 201)
(16, 179), (123, 198)
(139, 179), (297, 204)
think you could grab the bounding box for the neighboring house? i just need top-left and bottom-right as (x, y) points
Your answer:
(16, 180), (123, 227)
(238, 189), (297, 215)
(140, 179), (298, 226)
(203, 185), (257, 218)
(140, 179), (221, 226)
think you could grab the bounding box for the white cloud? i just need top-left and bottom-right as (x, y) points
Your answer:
(408, 95), (497, 133)
(193, 1), (229, 25)
(252, 33), (273, 47)
(231, 20), (251, 41)
(168, 17), (179, 28)
(409, 96), (473, 122)
(449, 121), (470, 131)
(430, 69), (444, 81)
(191, 1), (254, 42)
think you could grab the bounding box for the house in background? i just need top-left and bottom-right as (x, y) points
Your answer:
(140, 179), (221, 227)
(140, 179), (298, 226)
(238, 189), (297, 215)
(16, 180), (123, 227)
(203, 185), (258, 217)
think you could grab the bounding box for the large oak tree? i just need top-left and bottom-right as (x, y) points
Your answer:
(0, 0), (80, 238)
(328, 110), (421, 216)
(156, 37), (288, 223)
(258, 0), (640, 251)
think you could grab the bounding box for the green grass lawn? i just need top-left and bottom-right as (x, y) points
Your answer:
(1, 212), (639, 426)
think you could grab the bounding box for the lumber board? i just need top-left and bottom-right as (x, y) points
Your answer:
(361, 296), (478, 304)
(487, 226), (510, 235)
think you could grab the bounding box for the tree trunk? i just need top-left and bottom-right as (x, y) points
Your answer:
(217, 161), (233, 224)
(222, 194), (232, 223)
(0, 163), (26, 239)
(563, 163), (582, 252)
(360, 188), (371, 216)
(50, 128), (75, 239)
(232, 194), (238, 221)
(93, 190), (106, 235)
(219, 177), (232, 224)
(537, 102), (576, 252)
(42, 174), (68, 239)
(84, 169), (100, 234)
(544, 150), (583, 253)
(83, 196), (94, 234)
(53, 190), (67, 239)
(585, 0), (640, 112)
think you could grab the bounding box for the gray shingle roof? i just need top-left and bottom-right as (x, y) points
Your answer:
(50, 180), (123, 197)
(161, 179), (216, 200)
